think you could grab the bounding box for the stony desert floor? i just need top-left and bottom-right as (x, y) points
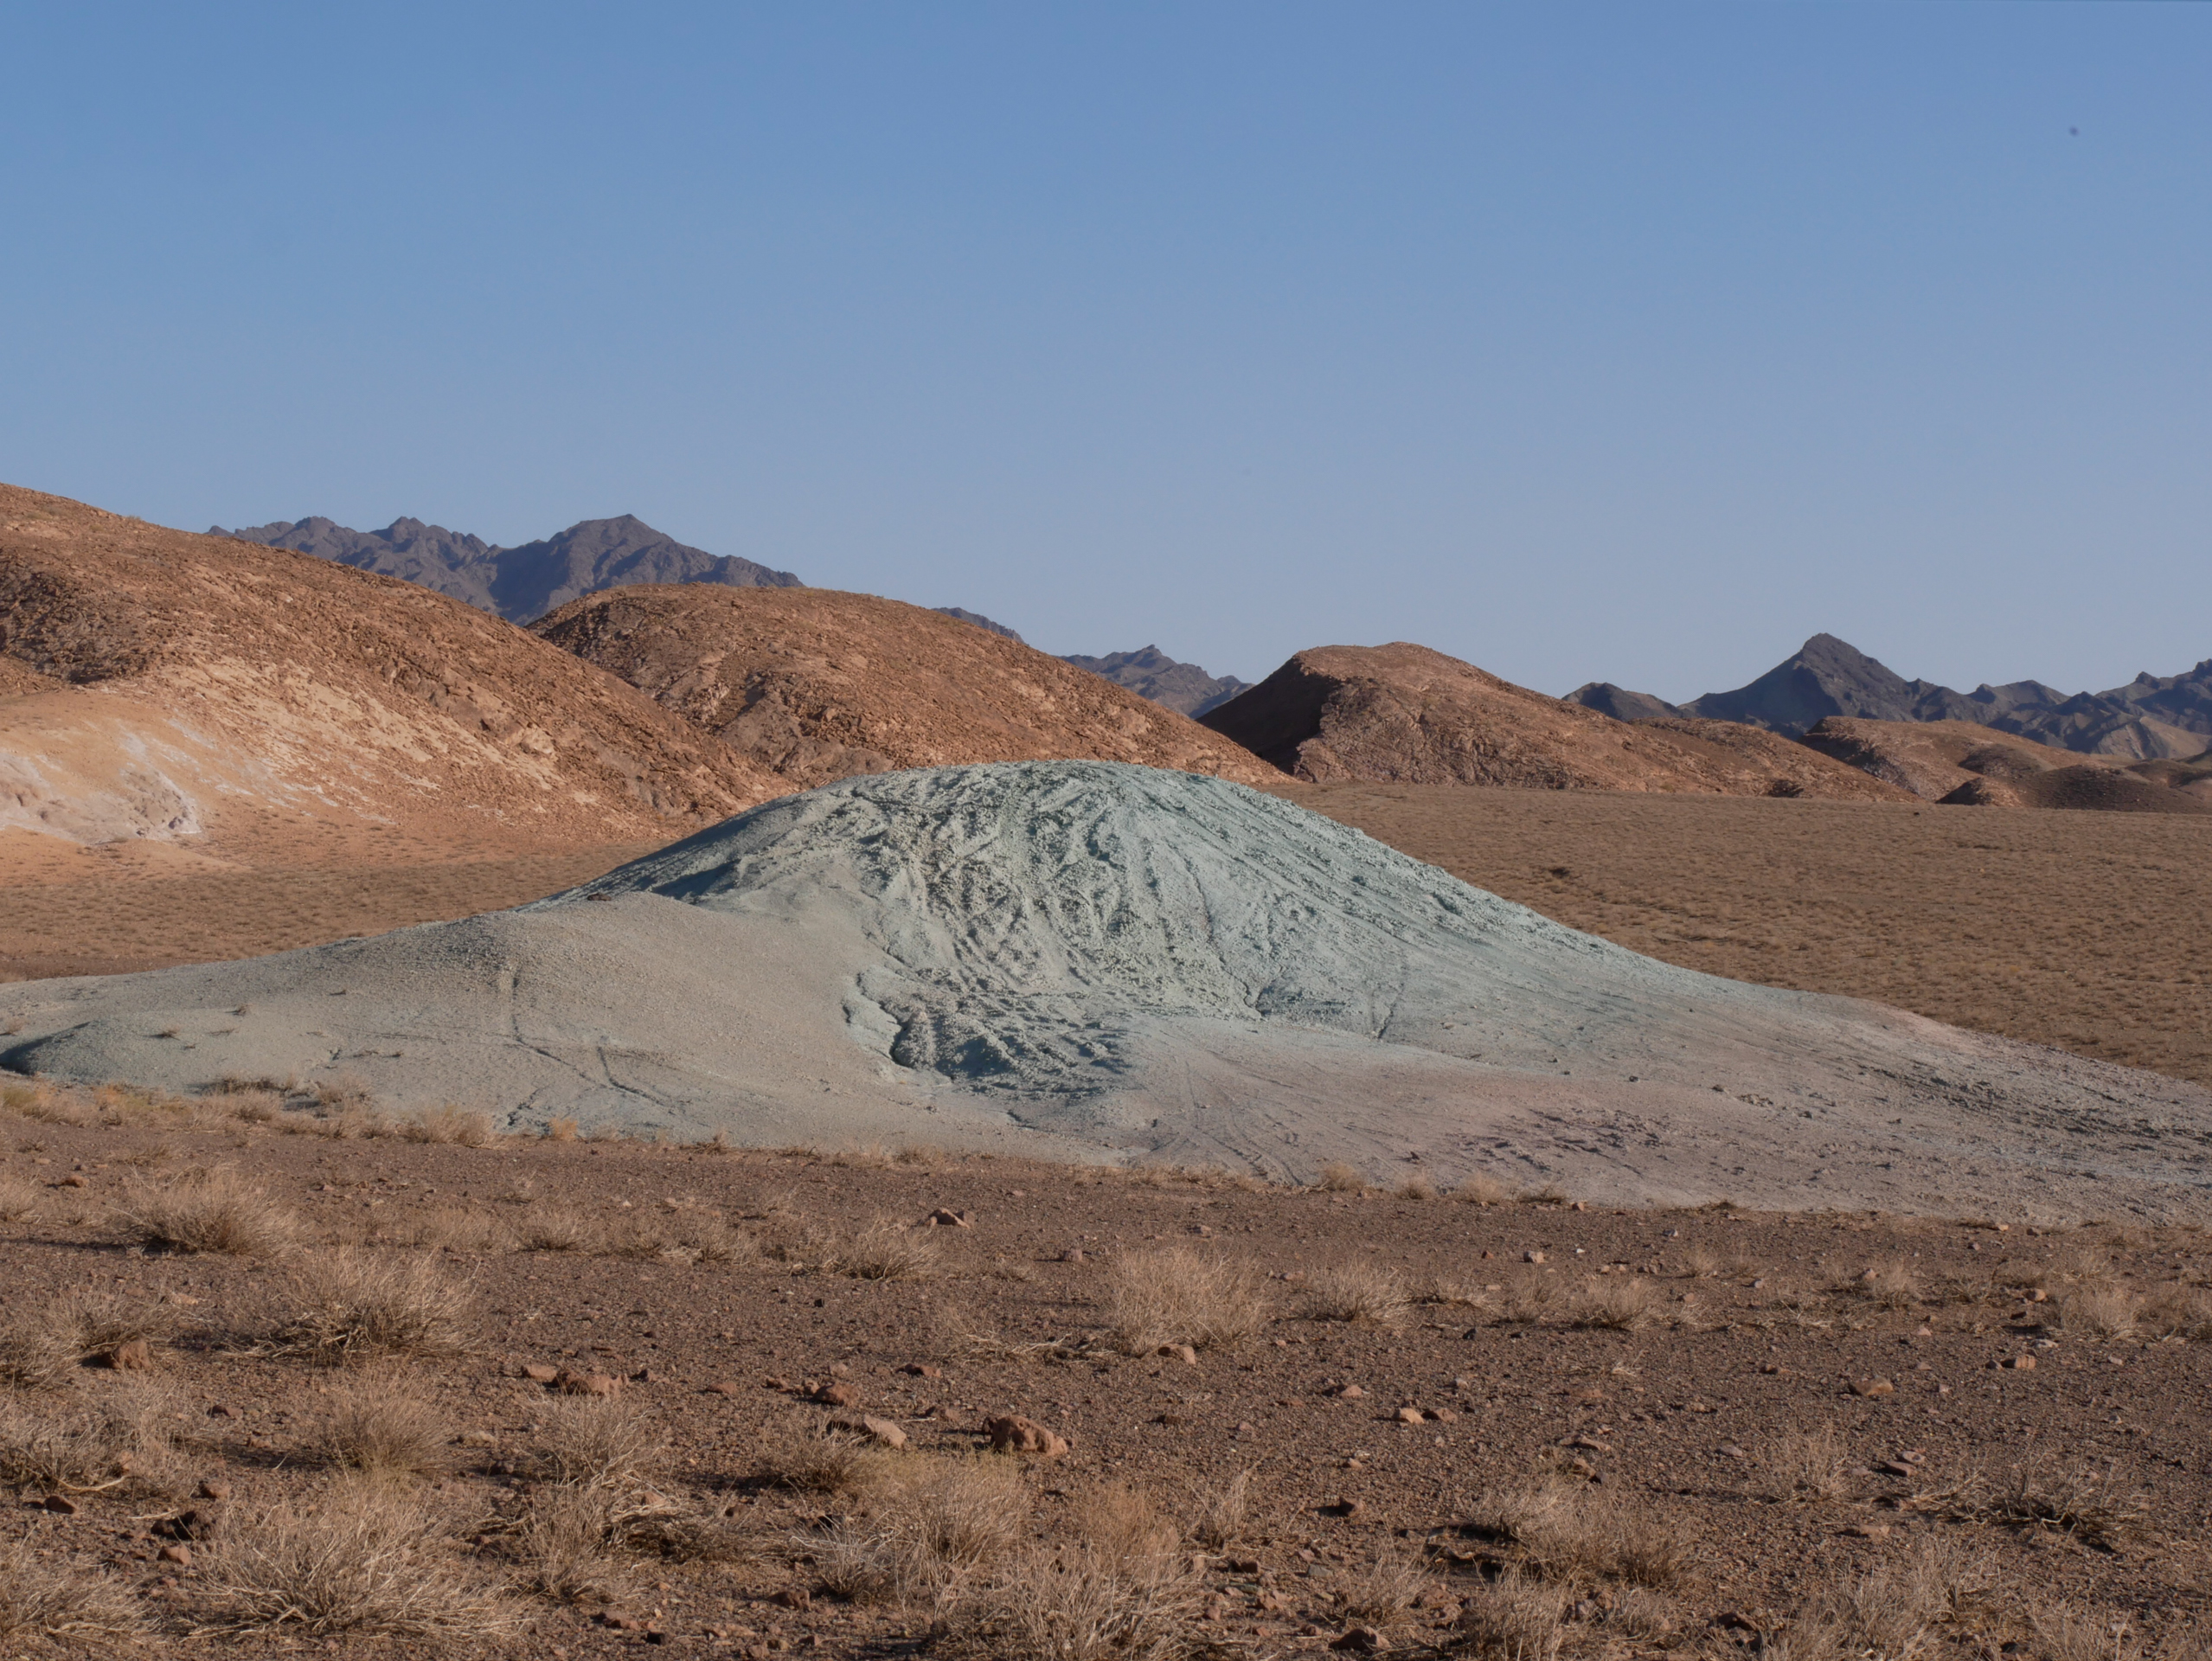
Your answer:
(2, 1081), (2209, 1658)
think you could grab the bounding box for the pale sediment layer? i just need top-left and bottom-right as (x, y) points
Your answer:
(5, 762), (2208, 1220)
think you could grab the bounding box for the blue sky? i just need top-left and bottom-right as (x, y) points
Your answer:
(3, 3), (2206, 701)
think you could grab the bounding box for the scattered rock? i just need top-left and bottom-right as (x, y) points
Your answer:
(1395, 1407), (1427, 1426)
(458, 1429), (499, 1447)
(1849, 1378), (1895, 1398)
(1330, 1626), (1386, 1653)
(925, 1209), (972, 1228)
(703, 1381), (741, 1396)
(2001, 1356), (2036, 1371)
(898, 1363), (943, 1378)
(1524, 1250), (1547, 1264)
(1567, 1457), (1598, 1478)
(555, 1369), (623, 1397)
(1431, 1407), (1459, 1424)
(102, 1339), (155, 1371)
(41, 1496), (79, 1515)
(157, 1542), (193, 1568)
(1718, 1445), (1750, 1459)
(985, 1415), (1069, 1458)
(521, 1363), (561, 1384)
(195, 1481), (230, 1502)
(812, 1382), (860, 1408)
(1156, 1344), (1199, 1365)
(1061, 1248), (1086, 1263)
(1319, 1498), (1369, 1518)
(1337, 1384), (1366, 1400)
(771, 1587), (811, 1611)
(763, 1375), (798, 1392)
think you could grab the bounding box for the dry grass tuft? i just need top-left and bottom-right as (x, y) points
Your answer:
(532, 1396), (664, 1492)
(1770, 1424), (1856, 1501)
(0, 1377), (183, 1495)
(1462, 1478), (1688, 1587)
(264, 1248), (472, 1360)
(1452, 1568), (1566, 1660)
(753, 1414), (894, 1495)
(1331, 1548), (1439, 1626)
(113, 1165), (297, 1255)
(0, 1536), (150, 1641)
(816, 1453), (1030, 1606)
(1452, 1171), (1513, 1205)
(0, 1174), (40, 1223)
(399, 1104), (497, 1146)
(311, 1374), (447, 1480)
(835, 1216), (939, 1280)
(2140, 1284), (2212, 1341)
(1298, 1262), (1411, 1326)
(1563, 1275), (1665, 1331)
(1068, 1481), (1179, 1566)
(1315, 1160), (1370, 1193)
(952, 1545), (1201, 1661)
(544, 1116), (579, 1142)
(1105, 1247), (1269, 1354)
(514, 1209), (602, 1253)
(1857, 1260), (1920, 1309)
(1186, 1466), (1252, 1550)
(2059, 1284), (2138, 1340)
(1946, 1459), (2148, 1549)
(196, 1478), (518, 1638)
(1396, 1173), (1438, 1201)
(1772, 1536), (1998, 1661)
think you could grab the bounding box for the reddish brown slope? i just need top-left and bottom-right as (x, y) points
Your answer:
(0, 483), (779, 854)
(533, 586), (1282, 789)
(1804, 716), (2212, 814)
(1201, 643), (1912, 800)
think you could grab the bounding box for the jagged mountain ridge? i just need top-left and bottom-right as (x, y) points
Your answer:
(213, 513), (801, 625)
(1062, 645), (1250, 718)
(1569, 634), (2212, 760)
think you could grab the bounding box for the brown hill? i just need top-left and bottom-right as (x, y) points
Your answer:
(0, 484), (779, 856)
(1200, 643), (1912, 800)
(532, 585), (1281, 789)
(1802, 716), (2212, 814)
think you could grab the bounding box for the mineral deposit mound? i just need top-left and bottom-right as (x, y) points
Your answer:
(6, 762), (2209, 1219)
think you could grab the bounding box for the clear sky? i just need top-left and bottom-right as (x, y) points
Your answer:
(3, 3), (2206, 702)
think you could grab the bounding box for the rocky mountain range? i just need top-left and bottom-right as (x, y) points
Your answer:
(1061, 646), (1250, 718)
(1570, 633), (2212, 760)
(212, 514), (802, 624)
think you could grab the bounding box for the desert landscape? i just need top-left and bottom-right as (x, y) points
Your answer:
(6, 484), (2212, 1658)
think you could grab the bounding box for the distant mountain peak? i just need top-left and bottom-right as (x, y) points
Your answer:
(933, 607), (1026, 644)
(1062, 646), (1249, 718)
(215, 513), (799, 624)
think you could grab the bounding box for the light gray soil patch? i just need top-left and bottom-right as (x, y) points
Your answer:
(6, 762), (2210, 1218)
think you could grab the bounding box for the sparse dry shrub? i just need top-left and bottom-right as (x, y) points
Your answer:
(1316, 1161), (1369, 1194)
(605, 1208), (754, 1267)
(1331, 1548), (1438, 1626)
(817, 1453), (1030, 1606)
(0, 1536), (150, 1641)
(2029, 1600), (2151, 1661)
(0, 1081), (48, 1116)
(1187, 1467), (1252, 1550)
(895, 1143), (948, 1167)
(516, 1485), (623, 1605)
(264, 1248), (472, 1360)
(1498, 1271), (1561, 1324)
(1105, 1247), (1269, 1354)
(1298, 1262), (1410, 1326)
(2139, 1284), (2212, 1341)
(1948, 1460), (2147, 1549)
(533, 1396), (664, 1493)
(0, 1377), (183, 1496)
(311, 1072), (375, 1112)
(1398, 1173), (1437, 1200)
(386, 1204), (514, 1254)
(2060, 1284), (2138, 1340)
(58, 1288), (174, 1370)
(400, 1104), (497, 1147)
(1414, 1277), (1497, 1312)
(1563, 1275), (1664, 1331)
(196, 1478), (518, 1638)
(514, 1210), (601, 1253)
(951, 1544), (1202, 1661)
(1858, 1260), (1920, 1310)
(222, 1088), (286, 1125)
(1452, 1171), (1512, 1205)
(835, 1216), (939, 1280)
(311, 1374), (447, 1480)
(1068, 1481), (1178, 1566)
(1462, 1479), (1687, 1587)
(1770, 1424), (1855, 1501)
(752, 1414), (894, 1496)
(1453, 1568), (1565, 1661)
(0, 1174), (43, 1222)
(544, 1116), (579, 1143)
(113, 1165), (296, 1255)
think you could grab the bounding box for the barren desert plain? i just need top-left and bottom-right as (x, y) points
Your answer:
(6, 494), (2212, 1659)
